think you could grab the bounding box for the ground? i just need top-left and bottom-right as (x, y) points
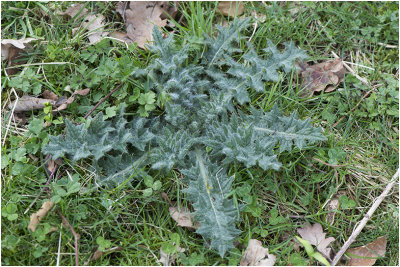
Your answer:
(1, 1), (399, 266)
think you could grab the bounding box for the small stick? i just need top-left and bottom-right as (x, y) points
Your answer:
(24, 163), (58, 215)
(57, 208), (80, 266)
(332, 89), (374, 127)
(331, 51), (369, 86)
(84, 83), (124, 119)
(331, 168), (399, 266)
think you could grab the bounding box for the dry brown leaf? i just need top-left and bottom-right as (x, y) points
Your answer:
(81, 14), (109, 44)
(84, 247), (123, 265)
(157, 245), (185, 266)
(169, 206), (198, 230)
(9, 88), (89, 113)
(1, 38), (36, 75)
(114, 2), (168, 49)
(53, 88), (90, 112)
(28, 201), (55, 232)
(346, 236), (387, 266)
(58, 3), (88, 19)
(240, 239), (276, 266)
(1, 38), (36, 61)
(159, 1), (179, 20)
(217, 1), (245, 17)
(297, 223), (335, 260)
(325, 191), (346, 225)
(42, 90), (59, 101)
(9, 96), (57, 113)
(297, 58), (345, 97)
(59, 4), (108, 44)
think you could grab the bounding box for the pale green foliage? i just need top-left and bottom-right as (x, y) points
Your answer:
(43, 19), (326, 257)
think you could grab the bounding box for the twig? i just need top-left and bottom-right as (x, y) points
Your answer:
(331, 168), (400, 266)
(84, 83), (124, 119)
(24, 163), (58, 215)
(332, 89), (374, 127)
(331, 51), (369, 86)
(57, 208), (80, 266)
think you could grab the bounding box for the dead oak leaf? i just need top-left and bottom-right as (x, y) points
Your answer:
(114, 1), (168, 49)
(57, 3), (88, 19)
(9, 96), (57, 113)
(168, 206), (199, 230)
(1, 38), (36, 61)
(157, 245), (185, 266)
(346, 236), (387, 266)
(240, 239), (276, 266)
(59, 4), (108, 44)
(325, 191), (346, 225)
(81, 14), (109, 44)
(53, 88), (90, 111)
(217, 1), (245, 17)
(28, 201), (55, 232)
(298, 58), (345, 97)
(1, 38), (36, 75)
(8, 88), (90, 113)
(297, 223), (335, 260)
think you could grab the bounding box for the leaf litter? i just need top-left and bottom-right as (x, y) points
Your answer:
(163, 192), (199, 230)
(217, 1), (245, 17)
(297, 223), (335, 260)
(168, 206), (198, 230)
(113, 1), (178, 48)
(325, 191), (346, 225)
(1, 38), (36, 75)
(297, 58), (345, 97)
(157, 245), (185, 266)
(346, 236), (387, 266)
(59, 3), (108, 44)
(8, 88), (90, 113)
(28, 201), (55, 232)
(240, 239), (276, 266)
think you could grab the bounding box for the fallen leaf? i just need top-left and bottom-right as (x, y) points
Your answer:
(325, 191), (346, 225)
(8, 88), (89, 113)
(240, 239), (276, 266)
(81, 14), (109, 44)
(58, 3), (88, 19)
(53, 88), (90, 111)
(28, 201), (55, 232)
(297, 223), (335, 260)
(84, 246), (123, 265)
(157, 245), (185, 266)
(42, 90), (59, 101)
(169, 206), (198, 230)
(45, 157), (63, 175)
(1, 38), (36, 61)
(114, 2), (168, 48)
(346, 236), (387, 266)
(9, 96), (57, 113)
(217, 1), (245, 17)
(59, 4), (108, 44)
(1, 38), (36, 75)
(159, 1), (180, 20)
(297, 58), (345, 97)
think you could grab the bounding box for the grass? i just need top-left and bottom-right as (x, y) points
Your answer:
(1, 1), (399, 266)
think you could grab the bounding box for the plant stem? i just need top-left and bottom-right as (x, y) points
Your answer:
(57, 208), (80, 266)
(84, 83), (124, 119)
